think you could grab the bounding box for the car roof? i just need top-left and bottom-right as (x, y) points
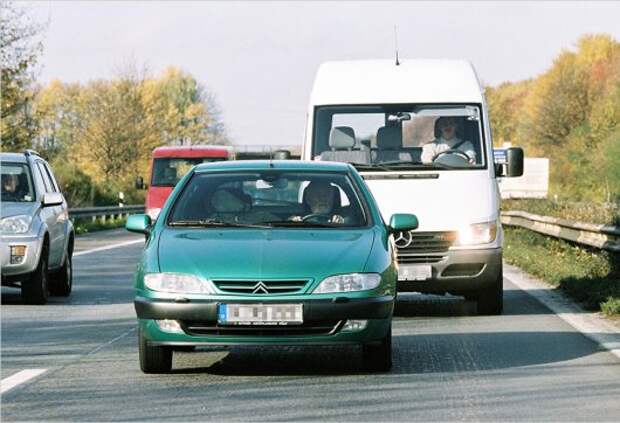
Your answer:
(310, 59), (483, 105)
(194, 160), (353, 173)
(0, 153), (29, 163)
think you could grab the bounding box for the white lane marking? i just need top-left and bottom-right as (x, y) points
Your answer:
(74, 239), (144, 257)
(1, 369), (47, 394)
(504, 262), (620, 361)
(86, 327), (136, 356)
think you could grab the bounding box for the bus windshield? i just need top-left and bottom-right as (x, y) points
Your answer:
(151, 157), (226, 187)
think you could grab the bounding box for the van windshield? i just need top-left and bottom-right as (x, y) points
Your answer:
(312, 105), (485, 171)
(151, 157), (226, 187)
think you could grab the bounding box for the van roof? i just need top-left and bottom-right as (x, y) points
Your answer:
(153, 145), (231, 158)
(310, 59), (483, 105)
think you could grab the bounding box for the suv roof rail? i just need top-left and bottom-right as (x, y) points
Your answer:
(24, 149), (41, 157)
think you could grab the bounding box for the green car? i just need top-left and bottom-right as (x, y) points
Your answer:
(127, 160), (418, 373)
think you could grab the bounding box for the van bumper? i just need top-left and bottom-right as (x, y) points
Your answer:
(397, 247), (502, 295)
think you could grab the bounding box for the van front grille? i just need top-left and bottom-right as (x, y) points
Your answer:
(395, 231), (456, 263)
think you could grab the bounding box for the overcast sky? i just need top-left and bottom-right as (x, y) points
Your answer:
(26, 1), (620, 146)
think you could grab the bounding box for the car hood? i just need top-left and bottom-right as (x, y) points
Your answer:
(0, 202), (38, 219)
(157, 228), (376, 282)
(364, 171), (499, 231)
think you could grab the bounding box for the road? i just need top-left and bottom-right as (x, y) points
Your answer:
(2, 229), (619, 421)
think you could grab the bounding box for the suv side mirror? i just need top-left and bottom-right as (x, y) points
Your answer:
(388, 213), (419, 233)
(126, 214), (152, 234)
(135, 176), (144, 190)
(505, 147), (524, 177)
(42, 192), (63, 207)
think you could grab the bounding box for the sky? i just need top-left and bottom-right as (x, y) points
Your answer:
(25, 1), (620, 146)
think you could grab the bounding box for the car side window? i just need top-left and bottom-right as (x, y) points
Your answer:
(42, 162), (61, 193)
(35, 161), (55, 193)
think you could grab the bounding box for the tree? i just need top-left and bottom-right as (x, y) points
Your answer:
(0, 1), (44, 151)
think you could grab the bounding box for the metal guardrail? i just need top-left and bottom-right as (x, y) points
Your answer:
(501, 210), (620, 252)
(69, 205), (145, 221)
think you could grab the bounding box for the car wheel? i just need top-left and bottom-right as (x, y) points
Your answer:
(362, 327), (392, 372)
(22, 245), (49, 305)
(477, 268), (503, 315)
(50, 249), (72, 296)
(139, 328), (172, 374)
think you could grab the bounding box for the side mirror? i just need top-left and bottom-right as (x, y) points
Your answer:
(505, 147), (524, 177)
(135, 176), (144, 190)
(388, 213), (419, 233)
(126, 214), (152, 234)
(42, 192), (63, 207)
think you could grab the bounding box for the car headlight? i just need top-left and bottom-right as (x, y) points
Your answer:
(456, 220), (497, 246)
(313, 273), (381, 294)
(0, 215), (33, 235)
(144, 273), (215, 294)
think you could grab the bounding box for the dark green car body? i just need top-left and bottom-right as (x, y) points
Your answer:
(128, 160), (418, 373)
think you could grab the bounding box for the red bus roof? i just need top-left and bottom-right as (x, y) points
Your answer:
(152, 145), (231, 158)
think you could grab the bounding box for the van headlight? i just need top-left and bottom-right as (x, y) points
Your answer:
(313, 273), (381, 294)
(456, 220), (497, 245)
(0, 215), (33, 235)
(144, 273), (215, 294)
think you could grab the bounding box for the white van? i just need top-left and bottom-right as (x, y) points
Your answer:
(302, 60), (523, 315)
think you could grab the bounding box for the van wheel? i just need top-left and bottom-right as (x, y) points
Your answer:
(22, 246), (49, 305)
(362, 327), (392, 372)
(139, 328), (172, 374)
(477, 269), (503, 315)
(50, 250), (72, 296)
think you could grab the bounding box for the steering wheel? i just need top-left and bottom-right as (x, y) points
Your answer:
(301, 213), (330, 223)
(432, 149), (471, 162)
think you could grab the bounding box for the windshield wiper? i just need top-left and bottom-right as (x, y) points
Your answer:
(349, 163), (391, 172)
(168, 219), (272, 229)
(376, 160), (454, 170)
(261, 220), (336, 228)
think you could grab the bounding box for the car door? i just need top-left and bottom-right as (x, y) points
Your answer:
(34, 161), (64, 268)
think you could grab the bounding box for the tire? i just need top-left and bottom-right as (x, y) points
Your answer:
(139, 328), (172, 374)
(477, 267), (503, 315)
(50, 249), (72, 296)
(362, 327), (392, 372)
(22, 245), (49, 305)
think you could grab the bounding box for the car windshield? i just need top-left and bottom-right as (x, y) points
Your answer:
(1, 162), (35, 202)
(312, 105), (485, 171)
(151, 157), (227, 187)
(168, 171), (368, 228)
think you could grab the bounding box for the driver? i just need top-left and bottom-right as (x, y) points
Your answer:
(290, 181), (345, 224)
(421, 117), (476, 164)
(2, 174), (21, 201)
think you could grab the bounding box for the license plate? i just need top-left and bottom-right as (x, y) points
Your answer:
(398, 264), (432, 281)
(218, 304), (303, 326)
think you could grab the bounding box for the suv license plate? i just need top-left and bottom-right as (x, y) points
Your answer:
(218, 304), (303, 326)
(398, 264), (432, 281)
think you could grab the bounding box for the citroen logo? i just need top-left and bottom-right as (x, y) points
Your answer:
(252, 281), (269, 294)
(394, 231), (414, 248)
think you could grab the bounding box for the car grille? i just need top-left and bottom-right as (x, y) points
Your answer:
(395, 231), (456, 263)
(212, 280), (309, 295)
(181, 320), (342, 336)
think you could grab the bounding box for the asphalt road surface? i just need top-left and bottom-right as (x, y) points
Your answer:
(2, 229), (619, 421)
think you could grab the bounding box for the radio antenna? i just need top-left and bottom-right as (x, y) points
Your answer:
(394, 25), (400, 66)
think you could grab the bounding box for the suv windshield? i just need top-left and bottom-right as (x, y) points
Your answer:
(168, 171), (367, 228)
(151, 157), (226, 187)
(313, 105), (485, 171)
(1, 162), (35, 202)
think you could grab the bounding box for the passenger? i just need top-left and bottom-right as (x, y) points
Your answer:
(208, 188), (249, 222)
(421, 117), (476, 164)
(290, 181), (346, 224)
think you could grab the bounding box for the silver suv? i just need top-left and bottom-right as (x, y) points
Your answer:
(1, 150), (74, 304)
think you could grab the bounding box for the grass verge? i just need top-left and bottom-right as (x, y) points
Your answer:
(73, 216), (127, 235)
(504, 226), (620, 316)
(502, 198), (619, 226)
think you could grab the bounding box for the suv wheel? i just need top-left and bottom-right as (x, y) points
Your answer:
(362, 327), (392, 372)
(22, 245), (49, 305)
(50, 245), (73, 296)
(477, 267), (503, 315)
(139, 328), (172, 374)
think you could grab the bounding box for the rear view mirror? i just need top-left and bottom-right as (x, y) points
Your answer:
(505, 147), (524, 177)
(135, 176), (144, 190)
(388, 213), (419, 233)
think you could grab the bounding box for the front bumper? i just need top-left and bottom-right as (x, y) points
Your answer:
(397, 247), (502, 295)
(0, 234), (42, 281)
(136, 295), (394, 346)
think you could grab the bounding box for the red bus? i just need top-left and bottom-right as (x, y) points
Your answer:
(142, 146), (232, 220)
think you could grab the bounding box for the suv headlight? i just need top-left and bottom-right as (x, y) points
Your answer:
(456, 220), (497, 246)
(144, 273), (215, 294)
(313, 273), (381, 294)
(0, 215), (33, 235)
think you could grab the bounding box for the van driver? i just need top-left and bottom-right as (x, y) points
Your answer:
(421, 117), (476, 164)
